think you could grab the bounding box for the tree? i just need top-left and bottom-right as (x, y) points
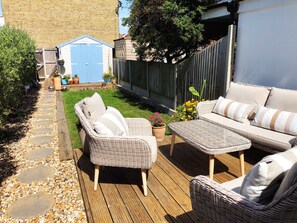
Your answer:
(123, 0), (209, 63)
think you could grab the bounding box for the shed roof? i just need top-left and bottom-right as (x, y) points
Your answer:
(57, 35), (114, 48)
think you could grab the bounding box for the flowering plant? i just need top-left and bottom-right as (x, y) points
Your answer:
(172, 99), (199, 122)
(149, 112), (165, 127)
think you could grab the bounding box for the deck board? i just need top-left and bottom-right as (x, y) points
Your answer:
(74, 136), (269, 223)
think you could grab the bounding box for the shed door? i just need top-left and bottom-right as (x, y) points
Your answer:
(71, 44), (103, 83)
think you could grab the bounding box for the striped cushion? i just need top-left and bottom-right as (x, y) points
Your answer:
(240, 147), (297, 204)
(212, 96), (255, 123)
(251, 106), (297, 136)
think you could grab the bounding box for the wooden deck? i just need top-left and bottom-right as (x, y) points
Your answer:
(74, 136), (269, 223)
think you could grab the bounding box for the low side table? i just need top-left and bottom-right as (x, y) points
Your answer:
(168, 120), (251, 180)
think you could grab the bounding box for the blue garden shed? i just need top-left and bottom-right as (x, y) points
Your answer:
(57, 35), (114, 83)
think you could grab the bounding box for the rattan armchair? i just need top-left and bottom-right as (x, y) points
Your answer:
(190, 175), (297, 223)
(74, 99), (157, 196)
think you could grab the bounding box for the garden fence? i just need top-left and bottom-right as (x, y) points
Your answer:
(113, 36), (229, 110)
(35, 48), (57, 80)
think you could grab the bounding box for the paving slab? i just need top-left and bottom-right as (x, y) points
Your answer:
(34, 115), (52, 120)
(32, 120), (52, 126)
(8, 194), (54, 219)
(31, 128), (53, 134)
(29, 136), (54, 146)
(25, 148), (54, 160)
(34, 111), (54, 116)
(17, 166), (54, 183)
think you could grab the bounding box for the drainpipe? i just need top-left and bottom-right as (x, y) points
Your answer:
(224, 0), (239, 94)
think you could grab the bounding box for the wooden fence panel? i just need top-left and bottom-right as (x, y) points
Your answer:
(176, 36), (228, 105)
(113, 36), (228, 110)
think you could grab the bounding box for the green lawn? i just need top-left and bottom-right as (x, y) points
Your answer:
(62, 89), (172, 149)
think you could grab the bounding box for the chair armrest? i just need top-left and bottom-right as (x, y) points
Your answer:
(196, 100), (217, 116)
(125, 118), (152, 136)
(190, 175), (266, 223)
(89, 134), (156, 169)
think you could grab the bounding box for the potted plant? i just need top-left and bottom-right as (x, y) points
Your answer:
(57, 58), (65, 66)
(103, 66), (114, 83)
(62, 74), (71, 84)
(73, 74), (79, 84)
(52, 72), (62, 90)
(149, 112), (166, 142)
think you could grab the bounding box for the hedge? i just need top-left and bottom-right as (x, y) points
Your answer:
(0, 26), (36, 124)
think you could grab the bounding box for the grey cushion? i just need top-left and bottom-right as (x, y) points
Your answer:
(273, 162), (297, 200)
(200, 113), (295, 151)
(83, 92), (106, 124)
(266, 87), (297, 113)
(226, 82), (270, 106)
(221, 176), (245, 194)
(240, 148), (297, 204)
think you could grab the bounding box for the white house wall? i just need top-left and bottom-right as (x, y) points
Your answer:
(59, 45), (72, 75)
(103, 45), (113, 73)
(235, 0), (297, 90)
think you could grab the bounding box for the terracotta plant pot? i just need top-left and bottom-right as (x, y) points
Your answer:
(152, 124), (166, 142)
(68, 79), (74, 85)
(73, 77), (79, 84)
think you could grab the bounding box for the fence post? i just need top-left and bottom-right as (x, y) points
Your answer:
(146, 62), (150, 98)
(42, 48), (47, 77)
(173, 65), (177, 110)
(224, 24), (236, 94)
(129, 60), (132, 91)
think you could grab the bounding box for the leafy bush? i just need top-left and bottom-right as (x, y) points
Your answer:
(172, 99), (199, 122)
(0, 26), (36, 123)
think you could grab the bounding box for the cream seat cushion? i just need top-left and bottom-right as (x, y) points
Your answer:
(226, 82), (270, 106)
(200, 113), (295, 151)
(266, 87), (297, 113)
(82, 92), (106, 124)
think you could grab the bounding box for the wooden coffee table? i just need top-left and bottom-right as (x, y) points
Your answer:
(168, 120), (251, 180)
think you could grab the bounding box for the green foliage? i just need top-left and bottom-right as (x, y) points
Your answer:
(172, 79), (207, 122)
(172, 99), (199, 122)
(0, 26), (36, 124)
(123, 0), (210, 63)
(189, 79), (206, 101)
(103, 66), (114, 80)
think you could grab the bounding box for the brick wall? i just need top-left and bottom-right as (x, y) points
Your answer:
(2, 0), (119, 48)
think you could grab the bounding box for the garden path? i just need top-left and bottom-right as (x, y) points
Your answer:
(0, 88), (87, 222)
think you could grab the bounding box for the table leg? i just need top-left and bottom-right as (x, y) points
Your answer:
(239, 151), (245, 176)
(170, 133), (176, 156)
(209, 155), (214, 180)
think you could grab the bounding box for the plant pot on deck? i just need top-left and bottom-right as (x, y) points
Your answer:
(152, 124), (166, 142)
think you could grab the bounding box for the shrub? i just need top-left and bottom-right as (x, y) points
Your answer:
(0, 25), (36, 123)
(172, 99), (199, 122)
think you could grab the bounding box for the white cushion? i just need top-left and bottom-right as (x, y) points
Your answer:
(212, 96), (255, 123)
(106, 106), (129, 134)
(240, 147), (297, 204)
(266, 87), (297, 113)
(83, 93), (106, 123)
(99, 112), (128, 136)
(251, 106), (297, 136)
(93, 121), (114, 136)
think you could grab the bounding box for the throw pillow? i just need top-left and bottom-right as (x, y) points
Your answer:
(93, 121), (114, 136)
(106, 106), (129, 134)
(212, 96), (255, 123)
(240, 148), (297, 204)
(273, 162), (297, 201)
(83, 93), (106, 123)
(251, 106), (297, 136)
(99, 112), (128, 136)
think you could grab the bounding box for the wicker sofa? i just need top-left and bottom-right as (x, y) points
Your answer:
(197, 82), (297, 153)
(74, 93), (157, 196)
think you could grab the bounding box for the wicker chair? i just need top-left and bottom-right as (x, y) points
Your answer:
(74, 99), (157, 196)
(190, 175), (297, 223)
